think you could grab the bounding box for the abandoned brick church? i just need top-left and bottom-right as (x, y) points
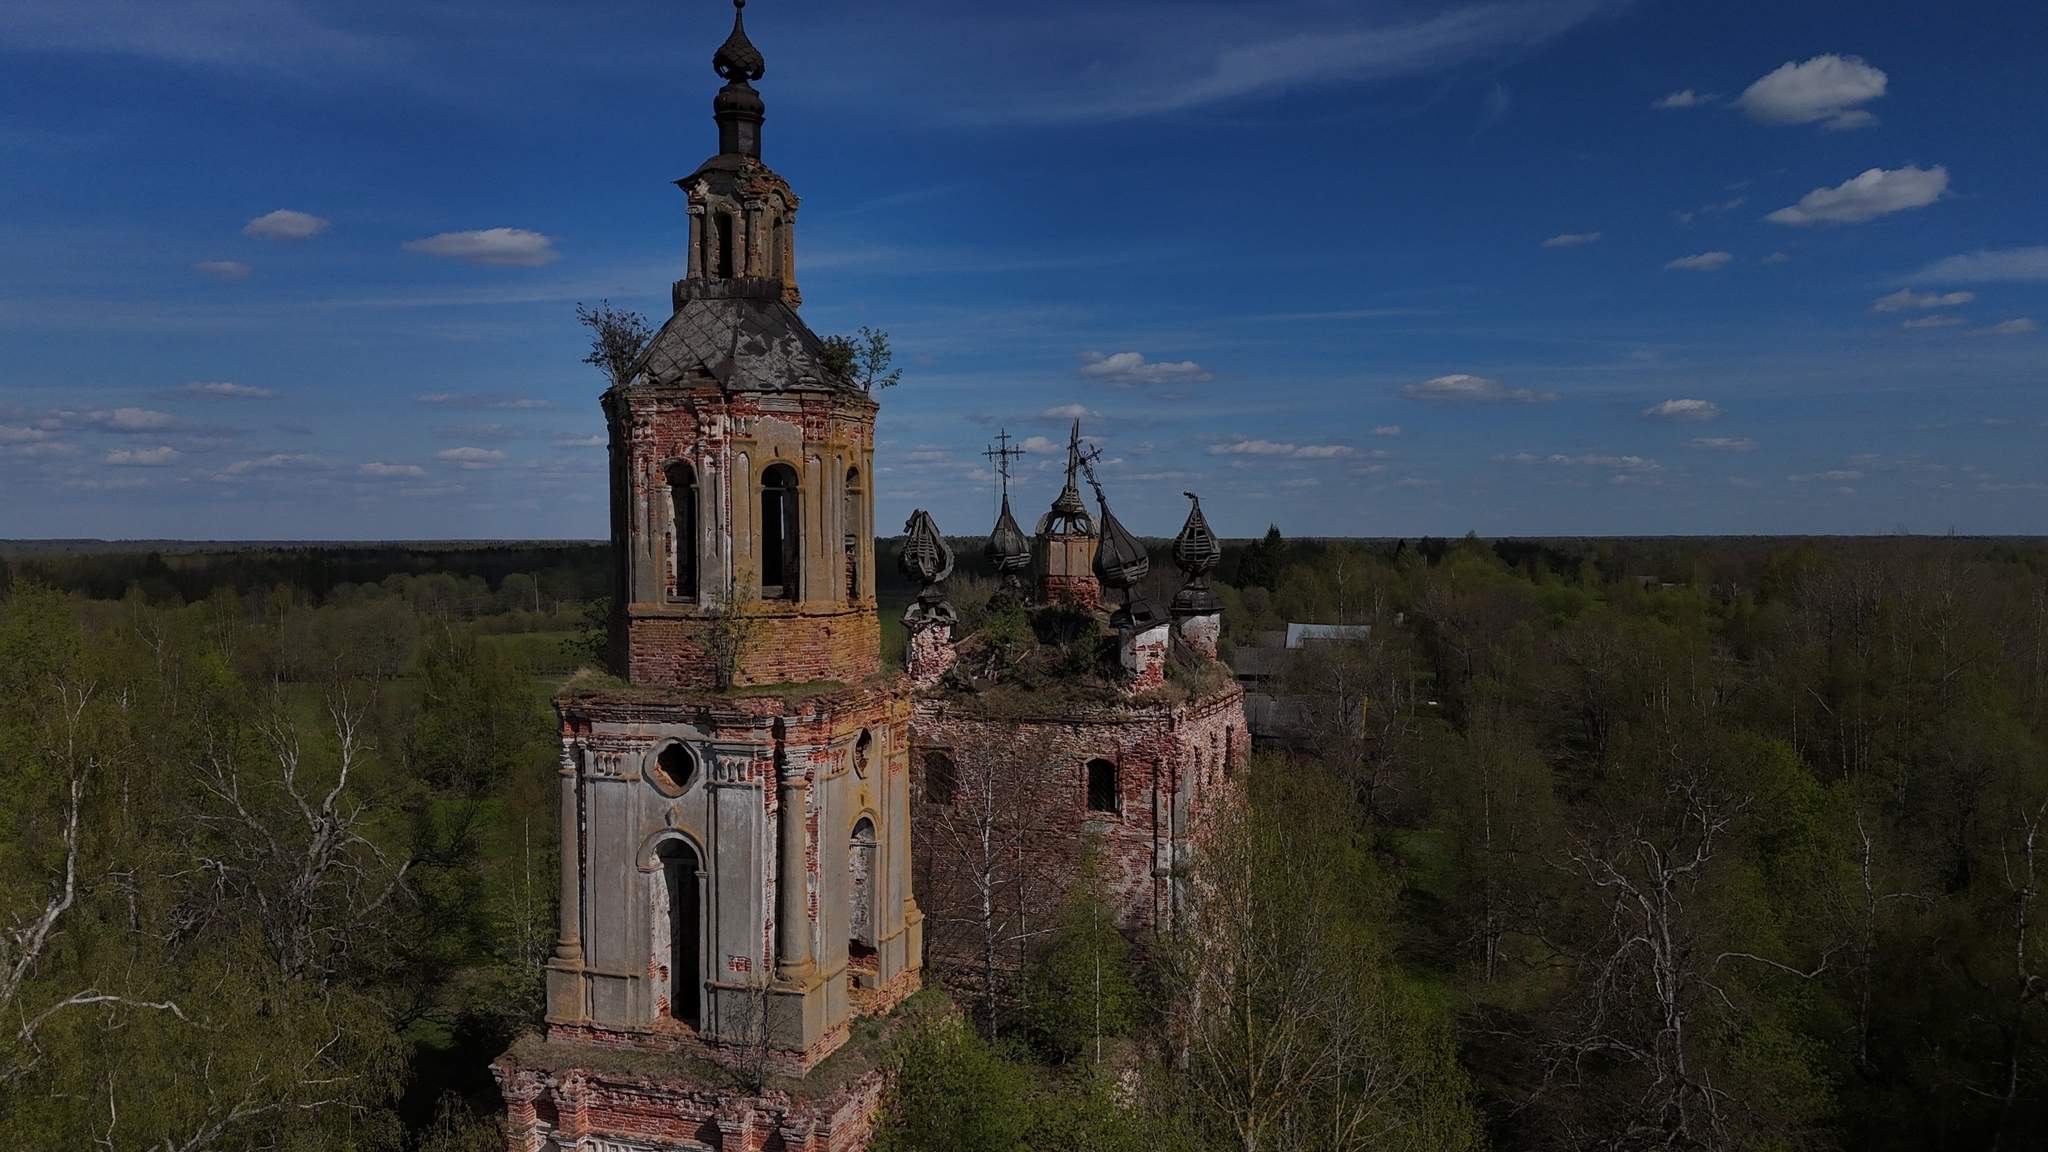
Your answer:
(493, 6), (1246, 1149)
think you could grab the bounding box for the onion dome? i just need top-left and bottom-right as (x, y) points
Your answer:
(710, 0), (766, 158)
(1169, 492), (1224, 618)
(1095, 496), (1167, 628)
(984, 495), (1032, 575)
(899, 509), (957, 625)
(1036, 420), (1097, 537)
(712, 0), (765, 82)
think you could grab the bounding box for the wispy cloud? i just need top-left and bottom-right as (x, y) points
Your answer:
(359, 462), (426, 478)
(1643, 399), (1722, 422)
(1767, 166), (1947, 226)
(1209, 438), (1354, 458)
(1910, 247), (2048, 283)
(1872, 289), (1974, 312)
(193, 260), (252, 279)
(1371, 425), (1401, 437)
(157, 381), (276, 400)
(1688, 437), (1757, 451)
(1542, 231), (1600, 247)
(1041, 404), (1101, 421)
(415, 392), (556, 410)
(436, 446), (507, 464)
(1500, 452), (1661, 471)
(1902, 316), (1967, 329)
(105, 445), (178, 465)
(1665, 251), (1732, 270)
(403, 228), (560, 267)
(1397, 373), (1558, 403)
(1963, 318), (2037, 338)
(1737, 54), (1886, 130)
(244, 209), (330, 240)
(1075, 350), (1211, 387)
(1652, 89), (1709, 109)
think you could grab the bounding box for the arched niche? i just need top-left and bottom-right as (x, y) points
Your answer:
(665, 461), (699, 602)
(760, 461), (801, 600)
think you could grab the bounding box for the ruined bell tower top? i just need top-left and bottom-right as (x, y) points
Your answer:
(710, 0), (766, 159)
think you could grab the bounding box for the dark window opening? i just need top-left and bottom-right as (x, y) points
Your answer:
(652, 743), (696, 794)
(667, 462), (698, 601)
(923, 752), (956, 806)
(1087, 758), (1119, 813)
(849, 817), (877, 958)
(715, 212), (734, 279)
(760, 463), (800, 599)
(770, 216), (785, 279)
(844, 468), (862, 601)
(657, 839), (701, 1028)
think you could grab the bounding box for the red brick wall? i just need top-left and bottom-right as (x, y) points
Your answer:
(908, 682), (1246, 938)
(627, 604), (881, 689)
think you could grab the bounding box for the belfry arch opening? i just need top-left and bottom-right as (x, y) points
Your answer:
(760, 462), (801, 599)
(654, 838), (702, 1029)
(666, 462), (698, 601)
(848, 817), (877, 964)
(714, 211), (735, 279)
(844, 467), (862, 601)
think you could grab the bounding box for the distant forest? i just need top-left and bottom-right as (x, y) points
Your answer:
(2, 533), (2045, 1150)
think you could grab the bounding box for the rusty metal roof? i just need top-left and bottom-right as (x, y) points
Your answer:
(633, 277), (858, 395)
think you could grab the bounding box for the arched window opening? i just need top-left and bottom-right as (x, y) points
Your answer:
(853, 728), (873, 777)
(1086, 758), (1120, 813)
(849, 818), (878, 975)
(770, 216), (785, 279)
(667, 462), (698, 601)
(923, 752), (956, 806)
(655, 839), (702, 1028)
(843, 468), (862, 601)
(715, 211), (735, 279)
(760, 463), (801, 599)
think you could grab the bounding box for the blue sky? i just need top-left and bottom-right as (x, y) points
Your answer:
(3, 0), (2045, 541)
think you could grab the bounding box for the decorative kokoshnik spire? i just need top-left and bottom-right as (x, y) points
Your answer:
(1169, 492), (1223, 618)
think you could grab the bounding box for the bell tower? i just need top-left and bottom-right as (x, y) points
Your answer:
(603, 0), (875, 691)
(543, 0), (919, 1086)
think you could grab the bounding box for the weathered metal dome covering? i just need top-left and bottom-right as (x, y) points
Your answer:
(1171, 492), (1221, 577)
(899, 508), (955, 586)
(984, 495), (1032, 575)
(1169, 491), (1224, 618)
(1092, 501), (1150, 591)
(712, 0), (766, 82)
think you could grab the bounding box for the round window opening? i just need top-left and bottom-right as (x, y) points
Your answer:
(853, 729), (874, 778)
(650, 742), (697, 796)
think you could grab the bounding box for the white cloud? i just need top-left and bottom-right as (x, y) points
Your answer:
(359, 462), (426, 478)
(1790, 470), (1863, 482)
(1018, 436), (1060, 454)
(402, 228), (560, 267)
(193, 260), (252, 279)
(1760, 251), (1789, 264)
(243, 209), (330, 241)
(1074, 350), (1212, 387)
(106, 446), (178, 465)
(1371, 425), (1401, 437)
(1872, 289), (1974, 312)
(1737, 54), (1886, 129)
(415, 392), (556, 409)
(1688, 437), (1758, 451)
(1543, 231), (1600, 247)
(159, 381), (276, 400)
(1643, 398), (1722, 422)
(1652, 89), (1709, 109)
(100, 407), (176, 430)
(1397, 373), (1558, 403)
(1766, 166), (1947, 226)
(1910, 247), (2048, 283)
(1040, 404), (1101, 420)
(1501, 452), (1661, 471)
(554, 434), (605, 447)
(1281, 478), (1320, 488)
(1902, 316), (1968, 329)
(1964, 318), (2037, 338)
(220, 453), (328, 475)
(1665, 251), (1733, 270)
(0, 425), (52, 443)
(436, 446), (506, 462)
(1209, 438), (1354, 459)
